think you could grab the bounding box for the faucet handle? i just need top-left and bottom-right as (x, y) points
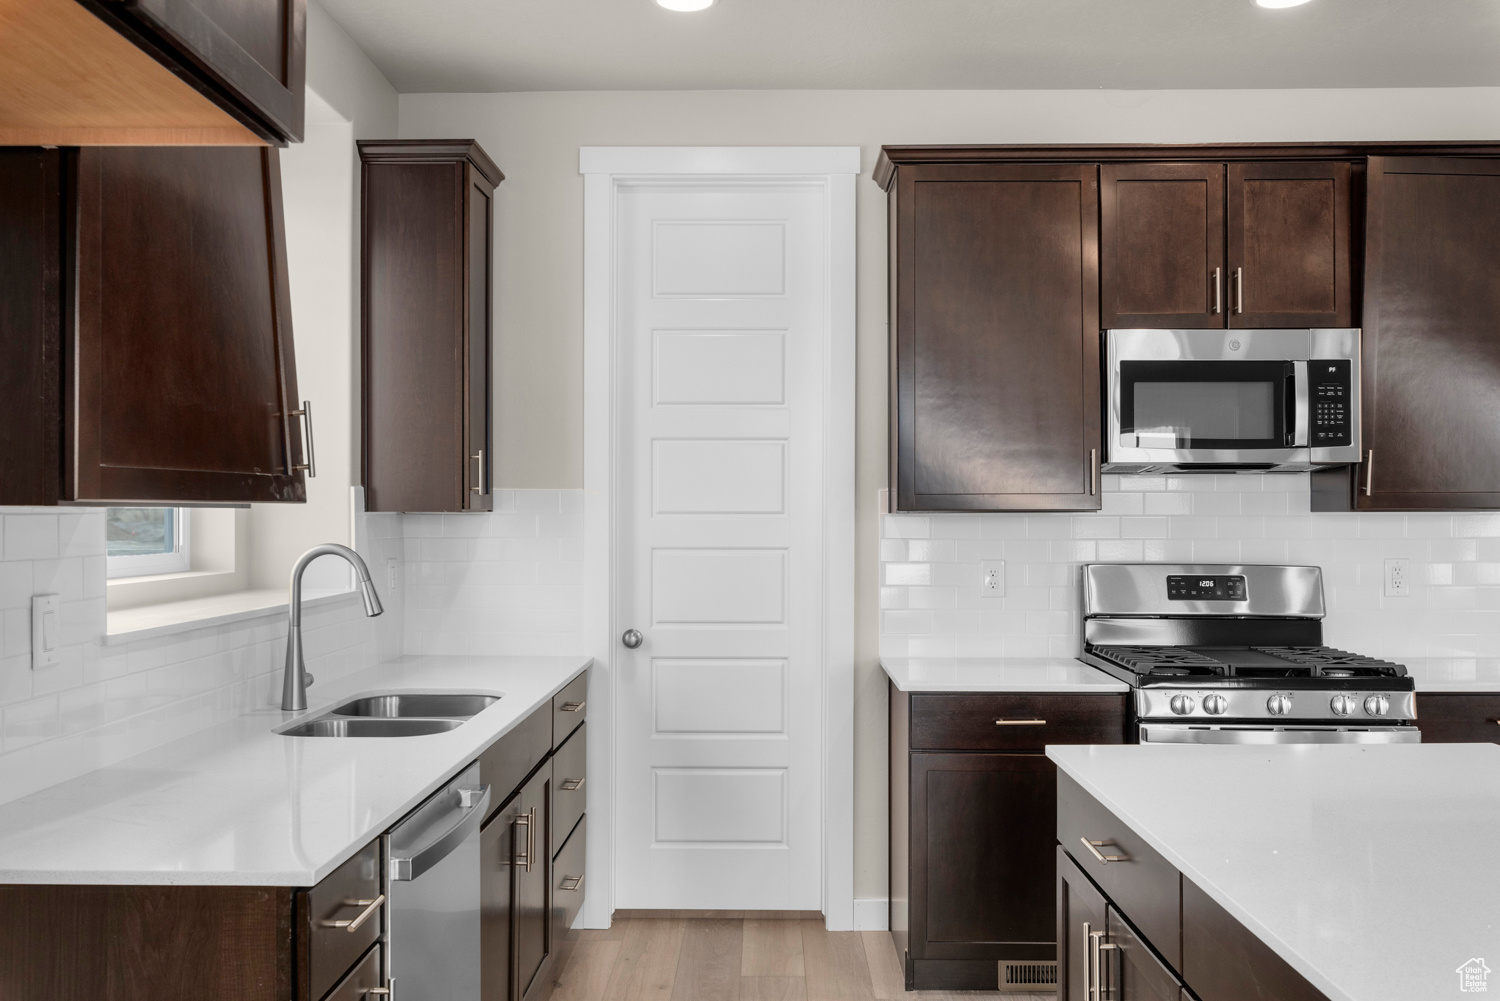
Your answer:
(304, 672), (315, 688)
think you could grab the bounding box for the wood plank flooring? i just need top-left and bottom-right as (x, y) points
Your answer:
(548, 917), (1052, 1001)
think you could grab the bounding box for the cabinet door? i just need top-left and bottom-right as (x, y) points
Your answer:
(910, 752), (1056, 960)
(893, 163), (1100, 511)
(515, 763), (552, 1001)
(1227, 162), (1352, 328)
(1100, 163), (1225, 329)
(99, 0), (307, 143)
(1358, 157), (1500, 509)
(480, 801), (517, 1001)
(1057, 847), (1109, 1001)
(1415, 694), (1500, 743)
(69, 146), (306, 505)
(1108, 906), (1184, 1001)
(464, 163), (493, 511)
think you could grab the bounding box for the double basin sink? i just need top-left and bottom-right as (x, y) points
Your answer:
(279, 693), (500, 737)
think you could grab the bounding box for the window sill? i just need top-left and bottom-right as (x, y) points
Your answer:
(105, 587), (358, 645)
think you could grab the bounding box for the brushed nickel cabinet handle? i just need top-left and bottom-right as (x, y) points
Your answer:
(1363, 449), (1375, 495)
(1234, 267), (1244, 314)
(1083, 921), (1096, 1000)
(561, 777), (585, 791)
(514, 808), (534, 872)
(560, 874), (584, 892)
(1212, 267), (1222, 314)
(471, 449), (484, 493)
(320, 894), (384, 932)
(1080, 837), (1130, 865)
(290, 400), (317, 477)
(1089, 448), (1098, 496)
(363, 990), (391, 997)
(995, 718), (1047, 726)
(561, 700), (586, 713)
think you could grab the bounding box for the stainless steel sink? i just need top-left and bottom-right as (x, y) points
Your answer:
(329, 694), (499, 719)
(279, 717), (466, 738)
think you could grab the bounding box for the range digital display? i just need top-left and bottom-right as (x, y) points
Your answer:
(1167, 574), (1247, 601)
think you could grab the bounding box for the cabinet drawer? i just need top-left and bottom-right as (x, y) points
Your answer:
(297, 839), (383, 1001)
(552, 723), (586, 859)
(1057, 774), (1181, 973)
(911, 694), (1127, 751)
(478, 703), (551, 822)
(1416, 694), (1500, 743)
(554, 816), (587, 937)
(323, 942), (383, 1001)
(553, 672), (588, 748)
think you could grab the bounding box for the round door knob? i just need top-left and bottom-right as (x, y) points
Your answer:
(1330, 694), (1356, 717)
(1364, 695), (1390, 717)
(621, 629), (643, 649)
(1169, 694), (1196, 716)
(1202, 694), (1228, 716)
(1267, 694), (1292, 716)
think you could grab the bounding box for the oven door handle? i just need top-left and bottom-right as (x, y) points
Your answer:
(1291, 360), (1309, 448)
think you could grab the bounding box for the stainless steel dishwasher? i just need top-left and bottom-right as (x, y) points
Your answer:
(387, 762), (491, 1000)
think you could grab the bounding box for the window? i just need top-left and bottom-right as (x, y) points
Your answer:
(106, 507), (191, 578)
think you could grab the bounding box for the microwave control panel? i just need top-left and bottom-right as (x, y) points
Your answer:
(1309, 359), (1353, 447)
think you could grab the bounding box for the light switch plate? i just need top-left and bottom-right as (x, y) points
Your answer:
(31, 593), (60, 671)
(1384, 558), (1411, 597)
(981, 560), (1006, 597)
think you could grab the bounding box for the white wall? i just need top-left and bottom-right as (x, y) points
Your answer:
(395, 85), (1500, 903)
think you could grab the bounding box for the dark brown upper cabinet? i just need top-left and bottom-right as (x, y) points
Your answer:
(1314, 156), (1500, 511)
(2, 0), (304, 146)
(360, 140), (502, 514)
(1101, 163), (1226, 329)
(0, 145), (307, 507)
(888, 163), (1101, 512)
(1101, 160), (1352, 330)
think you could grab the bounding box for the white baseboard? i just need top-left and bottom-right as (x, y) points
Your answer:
(853, 897), (889, 931)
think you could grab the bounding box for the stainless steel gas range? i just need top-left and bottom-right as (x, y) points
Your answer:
(1079, 563), (1418, 744)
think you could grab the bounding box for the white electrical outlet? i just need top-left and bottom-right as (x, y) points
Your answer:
(31, 594), (60, 671)
(981, 560), (1006, 597)
(1384, 558), (1411, 597)
(387, 558), (399, 594)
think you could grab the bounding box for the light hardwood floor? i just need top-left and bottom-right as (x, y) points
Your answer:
(547, 917), (1052, 1001)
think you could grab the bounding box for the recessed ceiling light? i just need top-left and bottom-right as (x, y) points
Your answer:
(1254, 0), (1313, 7)
(656, 0), (714, 10)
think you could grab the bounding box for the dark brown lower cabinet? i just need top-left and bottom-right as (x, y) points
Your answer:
(1056, 846), (1109, 1001)
(890, 683), (1128, 990)
(1415, 694), (1500, 743)
(482, 760), (554, 1001)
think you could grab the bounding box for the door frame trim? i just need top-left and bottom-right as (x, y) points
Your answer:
(581, 146), (859, 929)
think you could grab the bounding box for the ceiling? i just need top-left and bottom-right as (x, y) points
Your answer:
(316, 0), (1500, 94)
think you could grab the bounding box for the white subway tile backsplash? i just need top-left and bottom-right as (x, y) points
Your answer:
(880, 473), (1500, 661)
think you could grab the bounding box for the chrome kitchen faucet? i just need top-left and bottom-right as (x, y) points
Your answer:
(282, 544), (384, 711)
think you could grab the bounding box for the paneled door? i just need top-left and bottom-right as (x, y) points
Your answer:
(614, 180), (828, 909)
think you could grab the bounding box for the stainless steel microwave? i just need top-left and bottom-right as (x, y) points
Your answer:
(1105, 328), (1361, 473)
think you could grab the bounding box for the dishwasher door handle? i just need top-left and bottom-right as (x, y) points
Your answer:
(389, 784), (491, 881)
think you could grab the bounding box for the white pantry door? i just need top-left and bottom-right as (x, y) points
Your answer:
(614, 180), (827, 910)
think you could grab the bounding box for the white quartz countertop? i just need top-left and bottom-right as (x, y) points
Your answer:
(1048, 742), (1500, 1001)
(880, 657), (1128, 693)
(0, 654), (590, 886)
(1400, 657), (1500, 692)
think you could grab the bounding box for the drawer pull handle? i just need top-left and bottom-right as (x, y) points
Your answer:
(995, 718), (1047, 726)
(363, 990), (391, 998)
(561, 700), (586, 713)
(1080, 837), (1130, 865)
(561, 777), (585, 791)
(320, 894), (384, 932)
(560, 874), (584, 892)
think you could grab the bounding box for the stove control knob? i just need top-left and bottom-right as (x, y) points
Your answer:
(1202, 694), (1228, 716)
(1363, 695), (1390, 717)
(1330, 694), (1356, 717)
(1266, 694), (1292, 716)
(1169, 694), (1196, 716)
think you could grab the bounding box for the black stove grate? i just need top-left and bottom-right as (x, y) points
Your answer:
(1085, 644), (1407, 680)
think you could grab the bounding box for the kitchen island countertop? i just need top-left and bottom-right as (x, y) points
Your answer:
(0, 654), (589, 887)
(1048, 742), (1500, 1001)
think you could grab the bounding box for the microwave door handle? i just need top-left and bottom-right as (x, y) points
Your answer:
(1291, 361), (1309, 447)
